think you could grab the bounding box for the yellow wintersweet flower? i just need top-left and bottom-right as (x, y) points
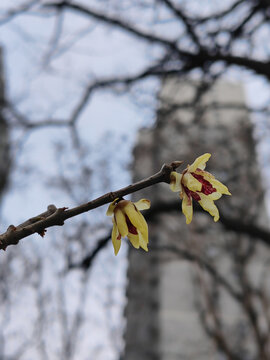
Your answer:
(106, 198), (151, 255)
(170, 153), (231, 224)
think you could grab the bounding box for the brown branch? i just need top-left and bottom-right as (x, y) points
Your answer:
(4, 100), (70, 129)
(44, 1), (270, 81)
(6, 59), (183, 129)
(158, 0), (201, 47)
(68, 64), (185, 125)
(159, 99), (270, 116)
(44, 1), (178, 48)
(210, 53), (270, 80)
(42, 9), (65, 67)
(0, 161), (182, 251)
(194, 0), (246, 23)
(68, 234), (111, 271)
(0, 0), (38, 26)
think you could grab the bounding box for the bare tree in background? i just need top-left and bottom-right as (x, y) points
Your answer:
(0, 0), (270, 359)
(0, 47), (10, 199)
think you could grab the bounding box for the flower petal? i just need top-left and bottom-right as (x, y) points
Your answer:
(195, 170), (231, 195)
(198, 193), (220, 222)
(210, 179), (231, 195)
(106, 198), (119, 216)
(182, 172), (202, 192)
(124, 202), (147, 232)
(170, 172), (182, 192)
(195, 169), (214, 179)
(136, 211), (149, 240)
(112, 220), (121, 255)
(188, 153), (211, 172)
(138, 232), (148, 252)
(114, 209), (128, 237)
(207, 192), (222, 201)
(128, 233), (140, 249)
(129, 208), (149, 251)
(182, 192), (193, 224)
(134, 199), (151, 211)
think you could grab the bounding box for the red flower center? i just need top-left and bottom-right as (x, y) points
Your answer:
(125, 215), (138, 235)
(191, 172), (217, 195)
(183, 186), (201, 202)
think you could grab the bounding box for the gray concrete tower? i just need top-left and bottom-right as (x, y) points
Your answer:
(124, 78), (269, 360)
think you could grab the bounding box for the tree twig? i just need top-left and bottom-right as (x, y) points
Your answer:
(0, 161), (182, 251)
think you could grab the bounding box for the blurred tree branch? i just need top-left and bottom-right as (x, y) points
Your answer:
(70, 199), (270, 272)
(44, 1), (270, 79)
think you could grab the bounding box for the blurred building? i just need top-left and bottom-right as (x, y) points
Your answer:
(124, 79), (269, 360)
